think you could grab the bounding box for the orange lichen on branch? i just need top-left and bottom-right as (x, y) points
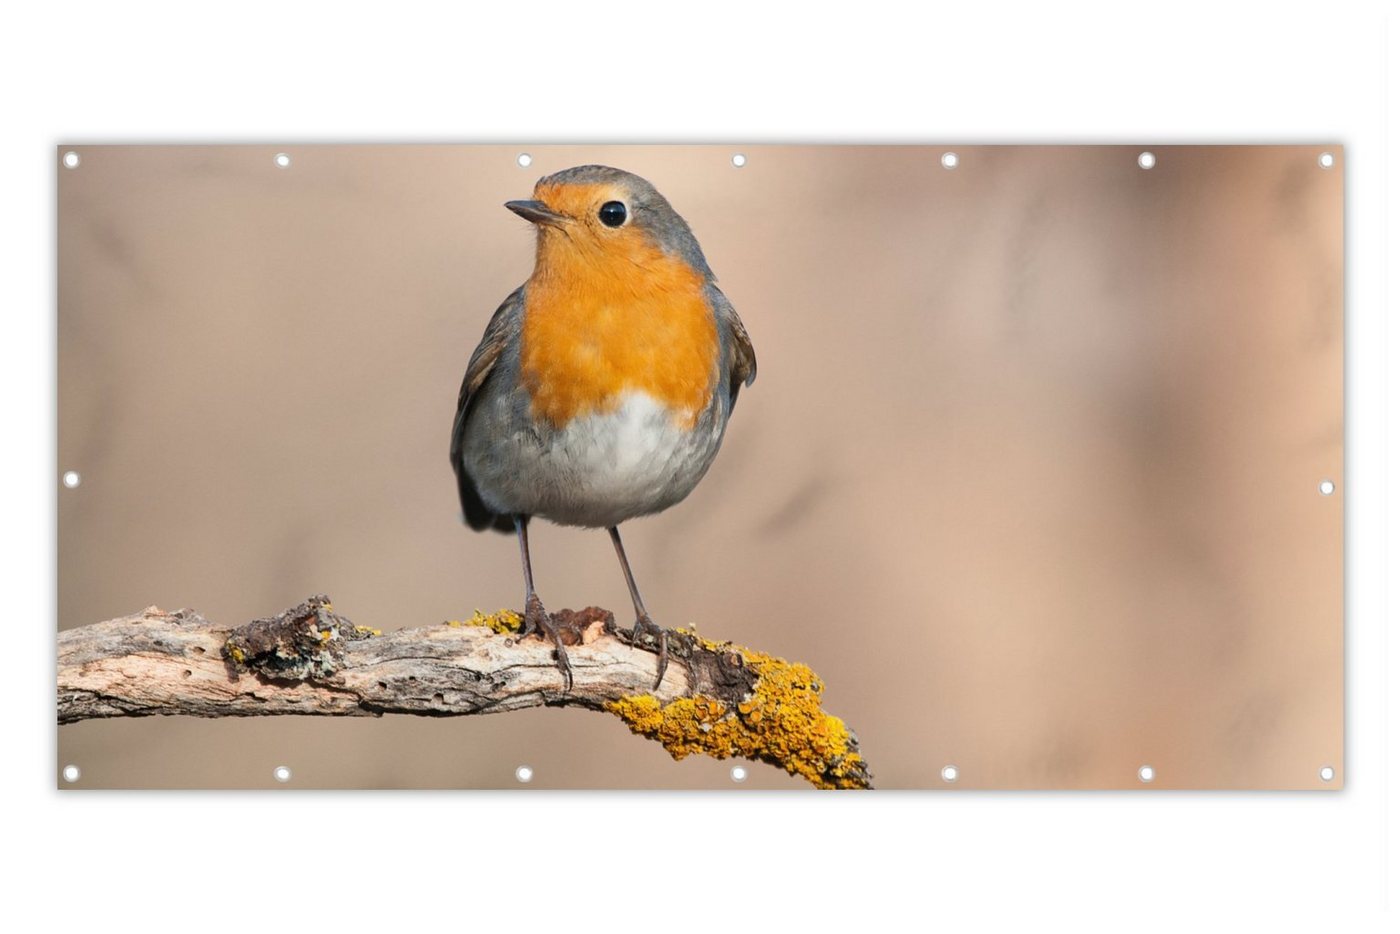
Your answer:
(446, 609), (523, 635)
(447, 607), (611, 646)
(606, 634), (872, 790)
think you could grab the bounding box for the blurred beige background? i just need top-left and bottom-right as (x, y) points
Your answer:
(57, 145), (1342, 789)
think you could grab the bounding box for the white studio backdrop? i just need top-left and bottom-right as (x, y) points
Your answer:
(2, 0), (1395, 930)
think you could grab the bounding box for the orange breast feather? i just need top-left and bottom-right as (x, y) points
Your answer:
(520, 230), (719, 429)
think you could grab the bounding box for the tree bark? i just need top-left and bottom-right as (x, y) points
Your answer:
(58, 595), (873, 789)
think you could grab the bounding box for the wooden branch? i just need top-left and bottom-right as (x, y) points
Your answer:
(58, 595), (873, 789)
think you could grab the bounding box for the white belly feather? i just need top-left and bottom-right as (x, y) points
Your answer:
(469, 390), (727, 528)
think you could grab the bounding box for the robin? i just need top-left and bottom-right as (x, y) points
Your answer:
(450, 164), (756, 692)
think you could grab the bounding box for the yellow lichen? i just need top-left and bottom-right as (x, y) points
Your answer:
(227, 644), (245, 664)
(353, 625), (382, 637)
(446, 609), (523, 635)
(606, 635), (870, 790)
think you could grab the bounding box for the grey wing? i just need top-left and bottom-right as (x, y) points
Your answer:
(450, 287), (524, 533)
(708, 284), (757, 410)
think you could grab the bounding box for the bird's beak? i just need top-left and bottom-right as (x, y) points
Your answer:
(505, 200), (571, 229)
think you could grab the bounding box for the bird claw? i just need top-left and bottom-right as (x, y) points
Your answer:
(518, 594), (573, 692)
(629, 613), (669, 691)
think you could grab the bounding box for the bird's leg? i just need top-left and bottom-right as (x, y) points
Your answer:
(608, 526), (668, 690)
(513, 515), (572, 691)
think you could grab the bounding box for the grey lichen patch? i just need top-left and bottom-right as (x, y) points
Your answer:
(222, 594), (377, 682)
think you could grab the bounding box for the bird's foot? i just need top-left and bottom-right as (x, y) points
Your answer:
(516, 594), (573, 692)
(628, 613), (670, 691)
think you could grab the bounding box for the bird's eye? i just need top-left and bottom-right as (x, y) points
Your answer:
(598, 201), (627, 227)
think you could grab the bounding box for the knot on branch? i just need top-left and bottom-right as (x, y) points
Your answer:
(222, 594), (379, 681)
(451, 606), (617, 646)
